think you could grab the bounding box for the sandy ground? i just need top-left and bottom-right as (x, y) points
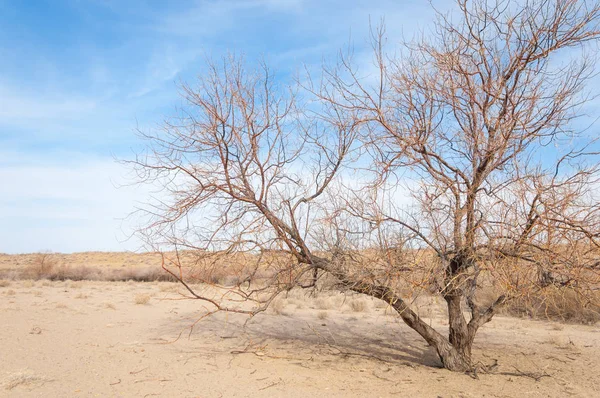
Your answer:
(0, 279), (598, 397)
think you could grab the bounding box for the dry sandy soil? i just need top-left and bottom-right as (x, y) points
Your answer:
(0, 254), (599, 397)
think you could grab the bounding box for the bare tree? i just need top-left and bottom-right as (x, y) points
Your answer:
(131, 1), (600, 372)
(312, 0), (600, 370)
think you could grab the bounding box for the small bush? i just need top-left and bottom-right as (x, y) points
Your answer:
(0, 280), (11, 287)
(349, 299), (368, 313)
(24, 252), (56, 279)
(317, 311), (328, 320)
(68, 281), (83, 289)
(21, 280), (34, 288)
(134, 294), (151, 305)
(315, 298), (333, 310)
(159, 283), (177, 292)
(116, 267), (176, 282)
(270, 298), (287, 315)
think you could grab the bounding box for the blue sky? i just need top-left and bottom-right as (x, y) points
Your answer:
(0, 0), (442, 253)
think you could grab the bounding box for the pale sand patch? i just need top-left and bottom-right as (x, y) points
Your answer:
(0, 280), (598, 397)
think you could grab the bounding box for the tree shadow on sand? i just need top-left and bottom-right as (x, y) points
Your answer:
(156, 310), (444, 369)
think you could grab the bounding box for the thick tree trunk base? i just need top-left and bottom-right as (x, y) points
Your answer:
(437, 343), (472, 372)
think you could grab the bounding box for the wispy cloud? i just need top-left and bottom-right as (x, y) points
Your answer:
(0, 0), (451, 253)
(0, 151), (146, 253)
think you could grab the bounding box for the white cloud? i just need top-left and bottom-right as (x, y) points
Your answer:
(0, 152), (147, 253)
(0, 84), (97, 122)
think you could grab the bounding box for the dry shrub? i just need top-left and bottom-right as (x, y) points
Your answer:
(269, 298), (288, 315)
(0, 280), (10, 287)
(159, 283), (178, 292)
(349, 299), (368, 313)
(317, 311), (328, 320)
(0, 270), (19, 281)
(5, 289), (15, 296)
(46, 265), (103, 281)
(21, 280), (34, 288)
(503, 288), (600, 325)
(134, 294), (151, 305)
(12, 259), (177, 283)
(68, 281), (83, 289)
(24, 252), (56, 279)
(104, 302), (116, 310)
(191, 265), (245, 286)
(315, 298), (333, 310)
(331, 295), (345, 308)
(113, 266), (176, 282)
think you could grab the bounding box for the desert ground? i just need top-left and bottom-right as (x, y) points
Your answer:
(0, 253), (599, 397)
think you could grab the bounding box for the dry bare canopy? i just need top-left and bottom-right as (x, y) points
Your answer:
(131, 0), (600, 372)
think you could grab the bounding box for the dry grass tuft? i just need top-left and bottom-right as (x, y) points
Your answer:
(75, 293), (88, 299)
(315, 298), (333, 310)
(2, 370), (51, 390)
(269, 298), (288, 315)
(348, 299), (368, 313)
(5, 289), (16, 296)
(21, 280), (34, 288)
(134, 294), (151, 305)
(159, 283), (178, 292)
(104, 302), (116, 310)
(317, 311), (328, 320)
(0, 280), (10, 287)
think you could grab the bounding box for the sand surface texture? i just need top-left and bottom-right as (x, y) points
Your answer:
(0, 277), (598, 397)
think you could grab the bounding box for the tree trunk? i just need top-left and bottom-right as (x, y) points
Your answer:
(315, 257), (477, 371)
(445, 293), (475, 357)
(435, 341), (473, 372)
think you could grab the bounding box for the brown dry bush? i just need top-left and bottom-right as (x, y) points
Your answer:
(111, 266), (177, 282)
(23, 252), (56, 279)
(503, 288), (600, 325)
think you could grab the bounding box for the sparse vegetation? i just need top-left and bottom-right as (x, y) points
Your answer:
(315, 298), (333, 310)
(348, 299), (368, 313)
(134, 293), (151, 305)
(503, 289), (600, 325)
(269, 298), (288, 315)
